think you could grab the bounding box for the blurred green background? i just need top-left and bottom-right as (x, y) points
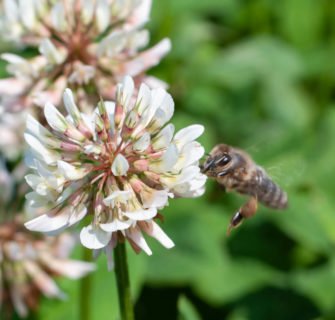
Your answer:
(5, 0), (335, 319)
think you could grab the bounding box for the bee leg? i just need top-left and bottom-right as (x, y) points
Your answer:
(227, 197), (258, 235)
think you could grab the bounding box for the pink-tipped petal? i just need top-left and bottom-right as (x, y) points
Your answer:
(140, 221), (174, 249)
(126, 227), (152, 255)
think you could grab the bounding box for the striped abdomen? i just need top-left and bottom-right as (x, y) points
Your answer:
(236, 168), (288, 209)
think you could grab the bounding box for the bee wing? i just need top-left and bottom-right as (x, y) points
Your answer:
(264, 155), (307, 188)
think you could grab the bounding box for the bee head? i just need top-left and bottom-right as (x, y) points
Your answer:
(201, 144), (233, 177)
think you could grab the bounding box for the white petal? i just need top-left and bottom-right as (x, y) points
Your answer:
(51, 2), (67, 31)
(0, 77), (26, 95)
(178, 186), (206, 198)
(80, 224), (111, 249)
(105, 101), (116, 131)
(127, 0), (152, 27)
(39, 38), (64, 65)
(81, 113), (96, 137)
(26, 115), (60, 148)
(173, 173), (207, 198)
(177, 165), (201, 184)
(25, 191), (51, 208)
(142, 221), (174, 249)
(150, 93), (174, 130)
(149, 143), (178, 173)
(103, 190), (132, 207)
(1, 53), (26, 64)
(25, 174), (43, 190)
(26, 114), (52, 139)
(111, 154), (129, 176)
(100, 219), (132, 232)
(133, 132), (150, 152)
(25, 212), (69, 233)
(56, 182), (83, 204)
(44, 102), (68, 133)
(35, 160), (64, 190)
(63, 88), (82, 124)
(136, 83), (151, 115)
(119, 38), (171, 77)
(44, 257), (96, 279)
(181, 173), (207, 191)
(33, 0), (47, 16)
(25, 205), (87, 234)
(174, 125), (204, 150)
(98, 30), (128, 57)
(67, 205), (88, 227)
(81, 0), (95, 24)
(142, 87), (166, 126)
(24, 133), (59, 165)
(173, 142), (205, 172)
(141, 189), (169, 209)
(84, 144), (102, 155)
(24, 150), (37, 169)
(128, 29), (149, 51)
(95, 0), (110, 32)
(123, 207), (157, 221)
(116, 76), (134, 111)
(57, 161), (89, 180)
(126, 227), (152, 255)
(3, 58), (34, 80)
(40, 205), (89, 237)
(4, 0), (19, 24)
(160, 165), (200, 188)
(152, 124), (175, 150)
(19, 0), (36, 29)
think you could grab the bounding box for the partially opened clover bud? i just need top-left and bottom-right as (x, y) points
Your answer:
(24, 76), (206, 266)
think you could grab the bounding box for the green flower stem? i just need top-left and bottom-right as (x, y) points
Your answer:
(114, 242), (134, 320)
(80, 247), (92, 320)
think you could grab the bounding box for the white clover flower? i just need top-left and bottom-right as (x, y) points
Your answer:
(0, 219), (95, 318)
(0, 0), (170, 112)
(24, 76), (206, 260)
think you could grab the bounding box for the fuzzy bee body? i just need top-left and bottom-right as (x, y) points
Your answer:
(221, 164), (288, 210)
(202, 144), (288, 233)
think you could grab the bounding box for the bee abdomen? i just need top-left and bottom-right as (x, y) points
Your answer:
(257, 176), (288, 209)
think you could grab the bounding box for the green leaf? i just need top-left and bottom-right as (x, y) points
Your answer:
(209, 37), (304, 89)
(271, 191), (335, 255)
(194, 258), (284, 304)
(178, 295), (201, 320)
(292, 258), (335, 312)
(145, 199), (283, 304)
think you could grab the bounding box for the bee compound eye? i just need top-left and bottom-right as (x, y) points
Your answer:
(201, 159), (212, 173)
(216, 154), (231, 166)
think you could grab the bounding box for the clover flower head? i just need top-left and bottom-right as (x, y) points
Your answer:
(24, 76), (206, 263)
(0, 218), (95, 318)
(0, 0), (170, 112)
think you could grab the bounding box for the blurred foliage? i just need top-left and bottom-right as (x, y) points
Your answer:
(3, 0), (335, 319)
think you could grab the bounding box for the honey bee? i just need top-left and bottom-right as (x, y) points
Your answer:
(201, 144), (288, 234)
